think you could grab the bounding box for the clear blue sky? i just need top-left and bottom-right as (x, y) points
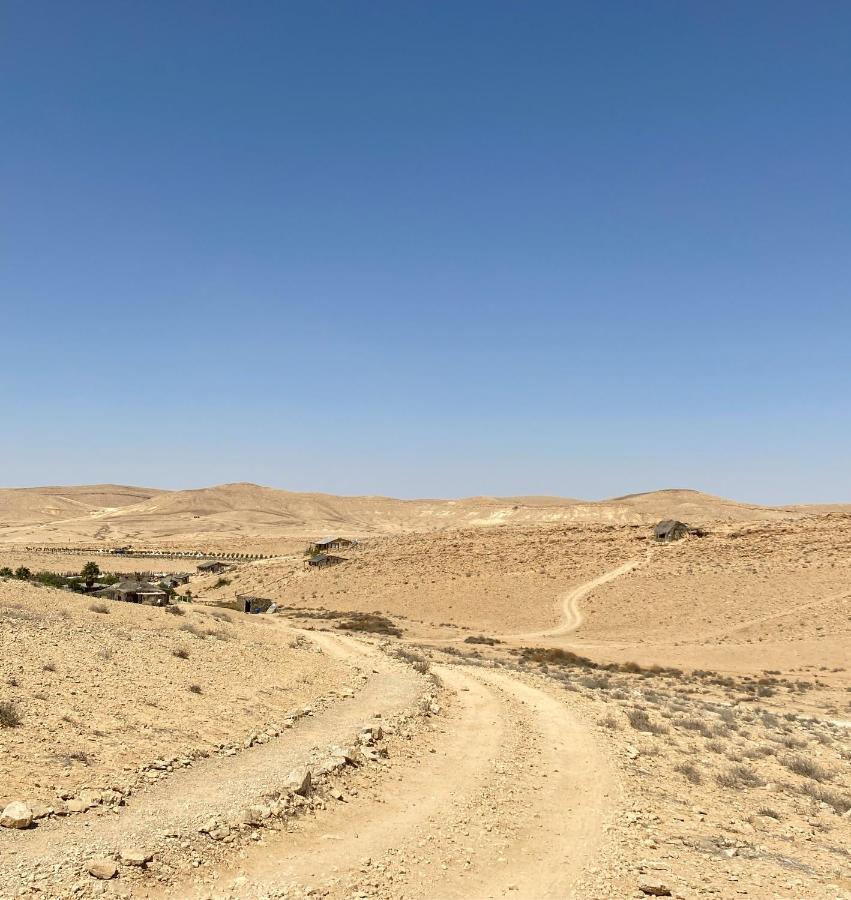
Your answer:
(2, 2), (849, 503)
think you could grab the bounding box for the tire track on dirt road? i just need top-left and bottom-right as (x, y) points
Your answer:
(171, 663), (616, 900)
(0, 631), (424, 898)
(514, 552), (650, 641)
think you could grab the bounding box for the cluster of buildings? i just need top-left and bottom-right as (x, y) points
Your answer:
(304, 536), (355, 569)
(90, 559), (234, 607)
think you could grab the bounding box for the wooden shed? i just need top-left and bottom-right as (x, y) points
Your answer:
(305, 553), (345, 569)
(309, 537), (354, 554)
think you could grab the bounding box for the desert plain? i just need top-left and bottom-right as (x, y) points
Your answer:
(0, 482), (849, 900)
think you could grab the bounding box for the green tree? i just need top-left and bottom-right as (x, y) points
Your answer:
(0, 567), (12, 578)
(81, 562), (101, 588)
(14, 567), (31, 580)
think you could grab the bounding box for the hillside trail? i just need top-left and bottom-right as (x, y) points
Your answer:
(509, 549), (652, 642)
(156, 661), (616, 899)
(0, 631), (422, 896)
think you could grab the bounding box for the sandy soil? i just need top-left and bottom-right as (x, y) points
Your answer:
(2, 481), (847, 549)
(0, 579), (348, 810)
(1, 487), (849, 899)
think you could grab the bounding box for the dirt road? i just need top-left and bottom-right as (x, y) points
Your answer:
(159, 663), (615, 899)
(0, 631), (424, 898)
(513, 553), (648, 641)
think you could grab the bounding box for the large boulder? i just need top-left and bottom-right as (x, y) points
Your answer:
(0, 801), (33, 829)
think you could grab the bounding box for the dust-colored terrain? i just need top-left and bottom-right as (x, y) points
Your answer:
(0, 483), (849, 899)
(1, 481), (847, 551)
(0, 579), (348, 810)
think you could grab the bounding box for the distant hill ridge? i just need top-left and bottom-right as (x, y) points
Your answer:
(0, 481), (846, 548)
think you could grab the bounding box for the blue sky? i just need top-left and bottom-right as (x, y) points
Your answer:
(2, 2), (849, 502)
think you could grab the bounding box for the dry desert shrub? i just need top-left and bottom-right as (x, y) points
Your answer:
(172, 648), (190, 659)
(188, 684), (203, 694)
(578, 673), (612, 690)
(598, 712), (622, 730)
(87, 602), (110, 614)
(674, 761), (703, 784)
(776, 733), (807, 749)
(799, 783), (851, 814)
(0, 700), (21, 728)
(179, 622), (205, 638)
(335, 612), (402, 637)
(716, 763), (765, 789)
(626, 708), (669, 735)
(163, 604), (185, 616)
(757, 806), (781, 819)
(782, 754), (834, 782)
(390, 647), (431, 674)
(675, 716), (715, 737)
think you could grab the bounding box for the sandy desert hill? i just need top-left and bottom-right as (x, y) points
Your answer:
(0, 485), (162, 528)
(0, 481), (844, 551)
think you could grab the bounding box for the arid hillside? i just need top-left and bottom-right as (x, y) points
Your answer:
(0, 578), (350, 814)
(0, 485), (162, 528)
(193, 514), (851, 680)
(1, 481), (846, 551)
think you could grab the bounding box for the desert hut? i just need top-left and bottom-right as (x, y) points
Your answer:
(160, 574), (190, 590)
(309, 537), (354, 554)
(235, 594), (277, 614)
(196, 560), (231, 575)
(654, 520), (691, 542)
(305, 553), (345, 569)
(93, 580), (169, 606)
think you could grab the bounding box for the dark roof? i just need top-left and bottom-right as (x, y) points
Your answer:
(313, 537), (339, 546)
(308, 553), (346, 565)
(115, 580), (166, 593)
(654, 519), (689, 536)
(197, 560), (226, 570)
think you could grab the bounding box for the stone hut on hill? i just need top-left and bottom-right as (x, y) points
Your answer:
(654, 520), (691, 542)
(305, 553), (345, 569)
(309, 537), (354, 554)
(92, 580), (169, 606)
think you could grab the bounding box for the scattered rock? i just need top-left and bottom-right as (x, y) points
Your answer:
(0, 801), (33, 829)
(119, 847), (152, 867)
(639, 882), (672, 897)
(87, 860), (117, 880)
(286, 766), (312, 796)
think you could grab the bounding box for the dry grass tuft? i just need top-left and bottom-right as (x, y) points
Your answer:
(781, 754), (834, 782)
(0, 700), (22, 728)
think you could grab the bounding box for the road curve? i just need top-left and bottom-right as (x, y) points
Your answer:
(517, 554), (648, 640)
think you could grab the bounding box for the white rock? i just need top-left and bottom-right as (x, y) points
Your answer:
(0, 801), (33, 829)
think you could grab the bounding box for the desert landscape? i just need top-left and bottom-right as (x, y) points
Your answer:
(1, 482), (849, 899)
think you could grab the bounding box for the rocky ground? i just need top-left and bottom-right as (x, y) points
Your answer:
(1, 515), (849, 898)
(0, 578), (347, 808)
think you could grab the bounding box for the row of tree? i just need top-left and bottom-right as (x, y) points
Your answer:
(0, 562), (118, 592)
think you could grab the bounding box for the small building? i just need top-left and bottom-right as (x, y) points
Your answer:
(93, 580), (169, 606)
(654, 520), (691, 542)
(197, 560), (231, 575)
(309, 537), (354, 554)
(305, 553), (346, 569)
(160, 574), (190, 590)
(235, 594), (277, 614)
